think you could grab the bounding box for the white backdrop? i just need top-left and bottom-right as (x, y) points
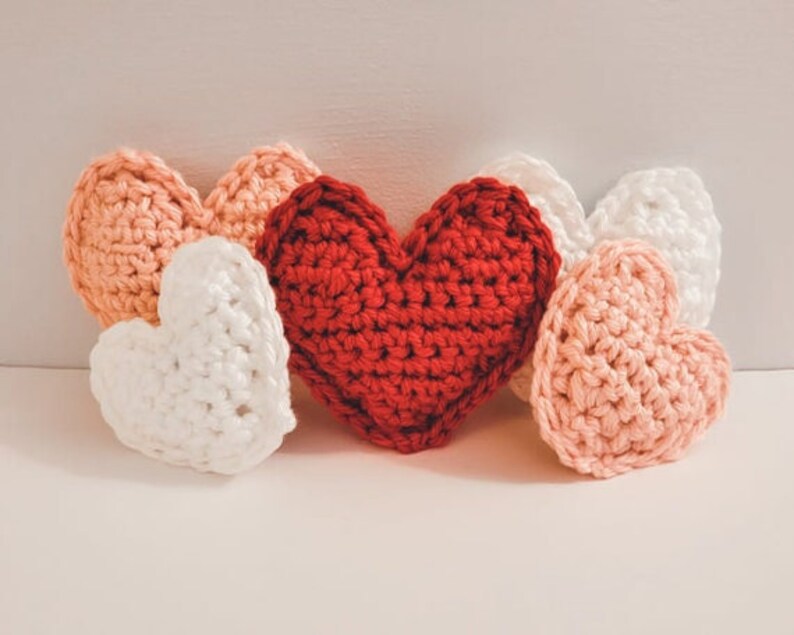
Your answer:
(1, 0), (792, 369)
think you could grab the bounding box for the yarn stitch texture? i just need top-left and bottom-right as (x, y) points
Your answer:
(257, 175), (561, 452)
(480, 153), (720, 326)
(479, 153), (721, 401)
(64, 143), (320, 327)
(90, 237), (295, 474)
(530, 239), (730, 478)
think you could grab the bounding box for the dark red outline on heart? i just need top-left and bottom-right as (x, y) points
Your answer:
(256, 175), (560, 452)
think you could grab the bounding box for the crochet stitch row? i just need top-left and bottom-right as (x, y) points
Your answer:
(256, 175), (560, 452)
(90, 238), (295, 473)
(530, 240), (730, 477)
(64, 143), (319, 326)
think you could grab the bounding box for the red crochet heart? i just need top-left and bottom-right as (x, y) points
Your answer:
(256, 175), (561, 452)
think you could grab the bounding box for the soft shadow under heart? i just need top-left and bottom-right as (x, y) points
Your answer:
(0, 368), (229, 487)
(0, 369), (581, 486)
(281, 379), (582, 484)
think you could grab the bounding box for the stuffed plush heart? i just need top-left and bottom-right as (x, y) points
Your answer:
(480, 153), (721, 401)
(256, 175), (560, 452)
(64, 143), (320, 327)
(90, 237), (295, 474)
(530, 239), (730, 478)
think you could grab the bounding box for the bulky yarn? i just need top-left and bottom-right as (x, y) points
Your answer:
(90, 237), (295, 474)
(64, 143), (319, 327)
(530, 239), (730, 478)
(256, 175), (560, 453)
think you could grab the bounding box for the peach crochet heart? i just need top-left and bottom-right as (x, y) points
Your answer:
(530, 239), (730, 478)
(64, 143), (320, 327)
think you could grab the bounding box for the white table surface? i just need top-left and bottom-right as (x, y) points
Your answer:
(1, 366), (791, 634)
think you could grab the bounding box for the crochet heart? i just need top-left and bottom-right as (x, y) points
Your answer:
(480, 153), (720, 326)
(64, 143), (320, 327)
(90, 237), (295, 474)
(480, 153), (721, 402)
(256, 175), (560, 452)
(530, 239), (730, 478)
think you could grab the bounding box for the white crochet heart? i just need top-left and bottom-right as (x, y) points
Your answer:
(479, 152), (721, 401)
(90, 237), (295, 474)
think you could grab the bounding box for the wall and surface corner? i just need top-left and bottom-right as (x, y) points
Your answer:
(1, 0), (792, 369)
